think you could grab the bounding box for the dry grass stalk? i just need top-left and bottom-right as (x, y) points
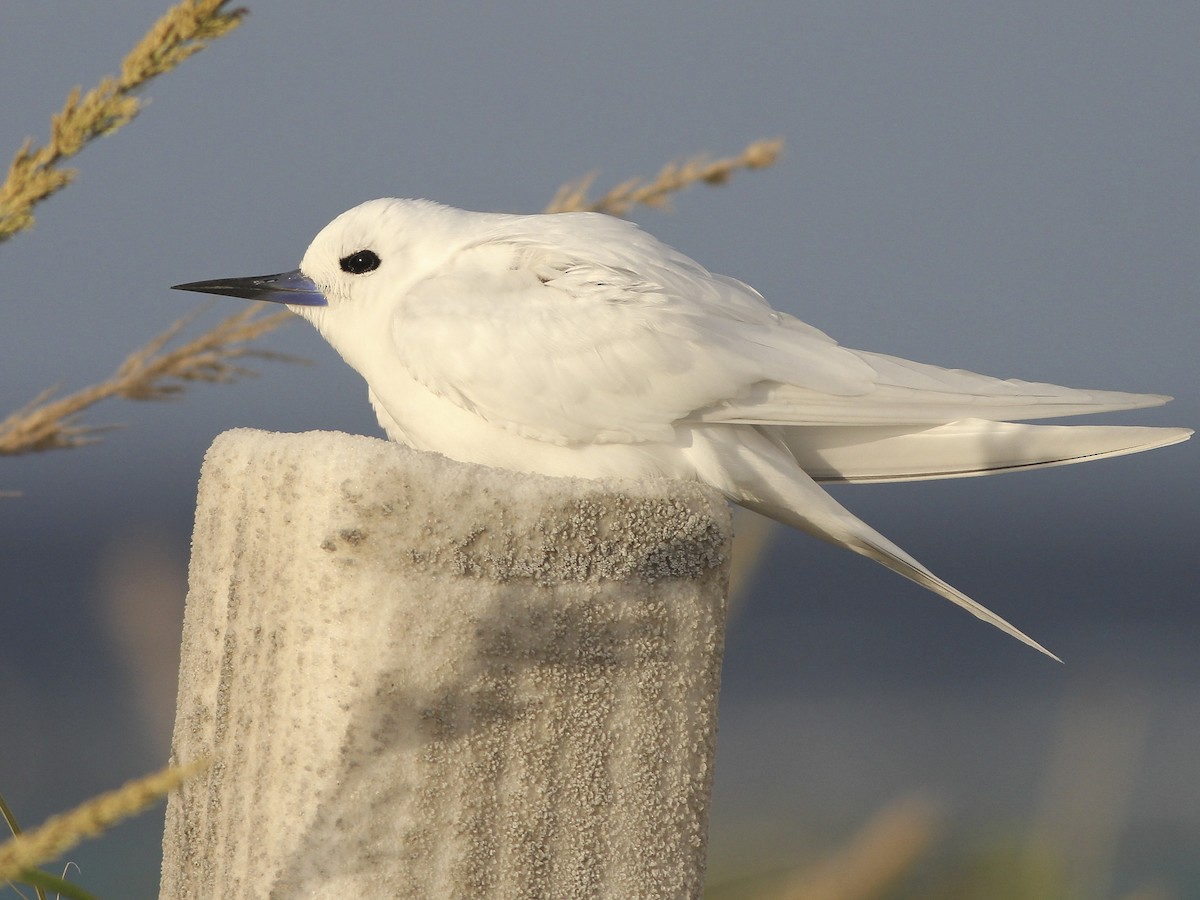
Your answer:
(763, 794), (939, 900)
(0, 306), (296, 456)
(544, 137), (783, 216)
(0, 0), (246, 243)
(0, 760), (207, 883)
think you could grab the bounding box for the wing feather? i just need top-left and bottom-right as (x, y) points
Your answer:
(780, 419), (1193, 483)
(691, 350), (1171, 426)
(390, 212), (1172, 446)
(392, 220), (873, 444)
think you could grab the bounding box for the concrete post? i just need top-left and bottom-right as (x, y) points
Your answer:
(160, 429), (732, 899)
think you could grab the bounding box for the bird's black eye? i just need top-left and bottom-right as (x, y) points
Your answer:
(339, 249), (381, 275)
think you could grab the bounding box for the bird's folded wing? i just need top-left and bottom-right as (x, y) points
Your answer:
(691, 347), (1172, 426)
(395, 225), (1176, 444)
(393, 240), (876, 444)
(778, 419), (1193, 483)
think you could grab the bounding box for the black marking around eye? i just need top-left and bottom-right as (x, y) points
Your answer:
(339, 249), (381, 275)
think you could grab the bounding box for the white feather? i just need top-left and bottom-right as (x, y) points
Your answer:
(783, 419), (1191, 483)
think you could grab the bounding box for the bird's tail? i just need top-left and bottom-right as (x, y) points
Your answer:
(781, 419), (1192, 484)
(689, 426), (1061, 659)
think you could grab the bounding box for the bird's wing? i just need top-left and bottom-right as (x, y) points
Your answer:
(391, 229), (878, 445)
(393, 214), (1171, 444)
(689, 347), (1171, 426)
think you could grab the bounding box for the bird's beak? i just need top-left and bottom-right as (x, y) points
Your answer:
(171, 269), (328, 307)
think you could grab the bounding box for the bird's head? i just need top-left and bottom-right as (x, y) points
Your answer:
(172, 197), (467, 333)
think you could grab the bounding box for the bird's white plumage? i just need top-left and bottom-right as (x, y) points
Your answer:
(256, 198), (1189, 658)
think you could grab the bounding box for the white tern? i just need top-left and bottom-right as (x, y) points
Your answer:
(175, 198), (1191, 659)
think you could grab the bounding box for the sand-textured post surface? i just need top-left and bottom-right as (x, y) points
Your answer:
(160, 429), (732, 899)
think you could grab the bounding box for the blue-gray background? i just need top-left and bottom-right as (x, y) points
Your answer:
(2, 3), (1196, 897)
